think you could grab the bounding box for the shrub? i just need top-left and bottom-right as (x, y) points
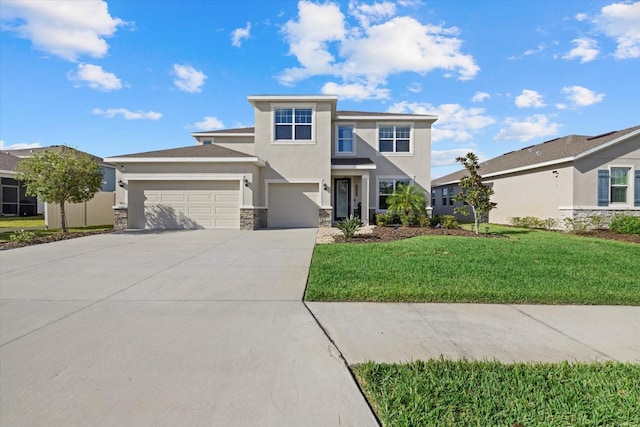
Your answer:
(562, 215), (604, 234)
(610, 214), (640, 235)
(9, 230), (37, 243)
(376, 213), (400, 227)
(419, 214), (431, 228)
(400, 214), (420, 227)
(337, 215), (363, 239)
(508, 216), (557, 230)
(429, 215), (442, 227)
(440, 215), (459, 229)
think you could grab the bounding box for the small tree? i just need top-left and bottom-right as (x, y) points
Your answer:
(386, 184), (427, 217)
(16, 147), (104, 234)
(452, 152), (496, 234)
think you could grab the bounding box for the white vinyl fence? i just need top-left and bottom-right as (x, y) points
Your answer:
(45, 192), (115, 229)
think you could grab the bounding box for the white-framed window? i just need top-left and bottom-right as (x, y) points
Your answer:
(610, 167), (630, 203)
(274, 107), (313, 141)
(378, 124), (412, 153)
(378, 177), (411, 210)
(336, 124), (354, 154)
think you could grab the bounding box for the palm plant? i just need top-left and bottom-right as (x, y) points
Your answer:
(386, 184), (427, 217)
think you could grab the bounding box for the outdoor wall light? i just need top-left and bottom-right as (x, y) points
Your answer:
(323, 183), (329, 191)
(244, 177), (249, 187)
(118, 180), (126, 188)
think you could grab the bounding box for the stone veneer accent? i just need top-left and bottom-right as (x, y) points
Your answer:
(113, 206), (128, 231)
(319, 208), (332, 228)
(558, 207), (640, 230)
(240, 208), (267, 230)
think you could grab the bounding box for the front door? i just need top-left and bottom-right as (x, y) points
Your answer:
(334, 178), (351, 221)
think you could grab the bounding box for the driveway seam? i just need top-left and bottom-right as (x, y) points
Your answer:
(508, 305), (613, 360)
(303, 301), (382, 427)
(0, 233), (244, 348)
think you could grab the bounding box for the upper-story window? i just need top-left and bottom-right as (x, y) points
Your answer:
(337, 125), (354, 154)
(379, 125), (411, 153)
(275, 108), (312, 141)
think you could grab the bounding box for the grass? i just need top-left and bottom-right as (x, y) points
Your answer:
(0, 215), (45, 229)
(306, 226), (640, 305)
(353, 359), (640, 426)
(0, 225), (113, 243)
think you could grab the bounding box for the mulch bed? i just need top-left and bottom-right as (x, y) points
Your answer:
(0, 230), (114, 250)
(333, 226), (640, 244)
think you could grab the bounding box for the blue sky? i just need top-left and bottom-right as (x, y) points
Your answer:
(1, 0), (638, 178)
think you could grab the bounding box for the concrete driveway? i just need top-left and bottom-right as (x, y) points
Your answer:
(0, 230), (377, 426)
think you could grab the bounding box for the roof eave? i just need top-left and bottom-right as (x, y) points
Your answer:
(574, 128), (640, 160)
(331, 164), (377, 170)
(104, 157), (266, 167)
(336, 114), (437, 122)
(190, 132), (255, 137)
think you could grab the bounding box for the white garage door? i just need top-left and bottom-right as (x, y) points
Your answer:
(268, 183), (319, 228)
(142, 181), (239, 230)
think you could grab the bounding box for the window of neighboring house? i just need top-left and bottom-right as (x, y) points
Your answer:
(378, 125), (411, 153)
(431, 190), (436, 207)
(442, 187), (448, 206)
(378, 178), (410, 210)
(448, 186), (455, 205)
(275, 107), (312, 141)
(610, 167), (630, 203)
(202, 139), (212, 145)
(337, 125), (354, 154)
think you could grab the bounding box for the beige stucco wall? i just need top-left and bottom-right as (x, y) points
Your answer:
(335, 120), (432, 211)
(572, 134), (640, 207)
(485, 163), (574, 224)
(197, 135), (256, 156)
(251, 100), (333, 208)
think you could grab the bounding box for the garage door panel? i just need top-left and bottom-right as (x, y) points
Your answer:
(141, 182), (240, 230)
(269, 183), (319, 228)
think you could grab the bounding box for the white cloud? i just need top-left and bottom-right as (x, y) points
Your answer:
(172, 64), (207, 93)
(321, 80), (390, 100)
(494, 115), (560, 142)
(593, 1), (640, 59)
(231, 22), (251, 47)
(556, 103), (568, 110)
(563, 38), (599, 63)
(508, 43), (546, 60)
(92, 108), (162, 120)
(0, 140), (42, 150)
(279, 1), (479, 97)
(407, 82), (422, 93)
(515, 89), (546, 108)
(0, 0), (126, 61)
(471, 91), (490, 103)
(575, 13), (588, 22)
(562, 85), (605, 106)
(67, 63), (122, 91)
(348, 1), (396, 27)
(388, 101), (495, 142)
(193, 116), (225, 130)
(432, 148), (479, 167)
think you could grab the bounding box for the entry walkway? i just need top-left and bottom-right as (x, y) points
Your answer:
(0, 230), (377, 426)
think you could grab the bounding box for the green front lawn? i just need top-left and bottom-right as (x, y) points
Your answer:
(354, 359), (640, 426)
(306, 226), (640, 305)
(0, 215), (45, 229)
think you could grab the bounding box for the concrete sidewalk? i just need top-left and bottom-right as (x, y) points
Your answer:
(307, 302), (640, 364)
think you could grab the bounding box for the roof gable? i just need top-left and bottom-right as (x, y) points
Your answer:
(432, 124), (640, 186)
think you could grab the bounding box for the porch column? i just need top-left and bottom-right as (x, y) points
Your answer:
(361, 173), (370, 225)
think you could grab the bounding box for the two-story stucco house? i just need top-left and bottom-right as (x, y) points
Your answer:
(105, 95), (437, 230)
(432, 125), (640, 227)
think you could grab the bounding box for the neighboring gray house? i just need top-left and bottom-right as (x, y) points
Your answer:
(105, 95), (437, 230)
(432, 125), (640, 226)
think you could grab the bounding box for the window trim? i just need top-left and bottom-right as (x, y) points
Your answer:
(271, 104), (316, 144)
(376, 122), (414, 156)
(376, 176), (414, 211)
(609, 165), (633, 205)
(335, 123), (356, 156)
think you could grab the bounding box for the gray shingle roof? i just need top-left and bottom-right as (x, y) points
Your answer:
(4, 145), (104, 163)
(336, 110), (435, 118)
(432, 125), (640, 186)
(109, 144), (253, 158)
(0, 152), (21, 172)
(331, 157), (375, 166)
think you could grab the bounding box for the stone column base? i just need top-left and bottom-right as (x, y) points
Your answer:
(319, 208), (332, 227)
(240, 208), (267, 230)
(113, 205), (128, 231)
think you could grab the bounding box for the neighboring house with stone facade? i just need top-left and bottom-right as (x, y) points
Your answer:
(104, 94), (437, 230)
(431, 124), (640, 227)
